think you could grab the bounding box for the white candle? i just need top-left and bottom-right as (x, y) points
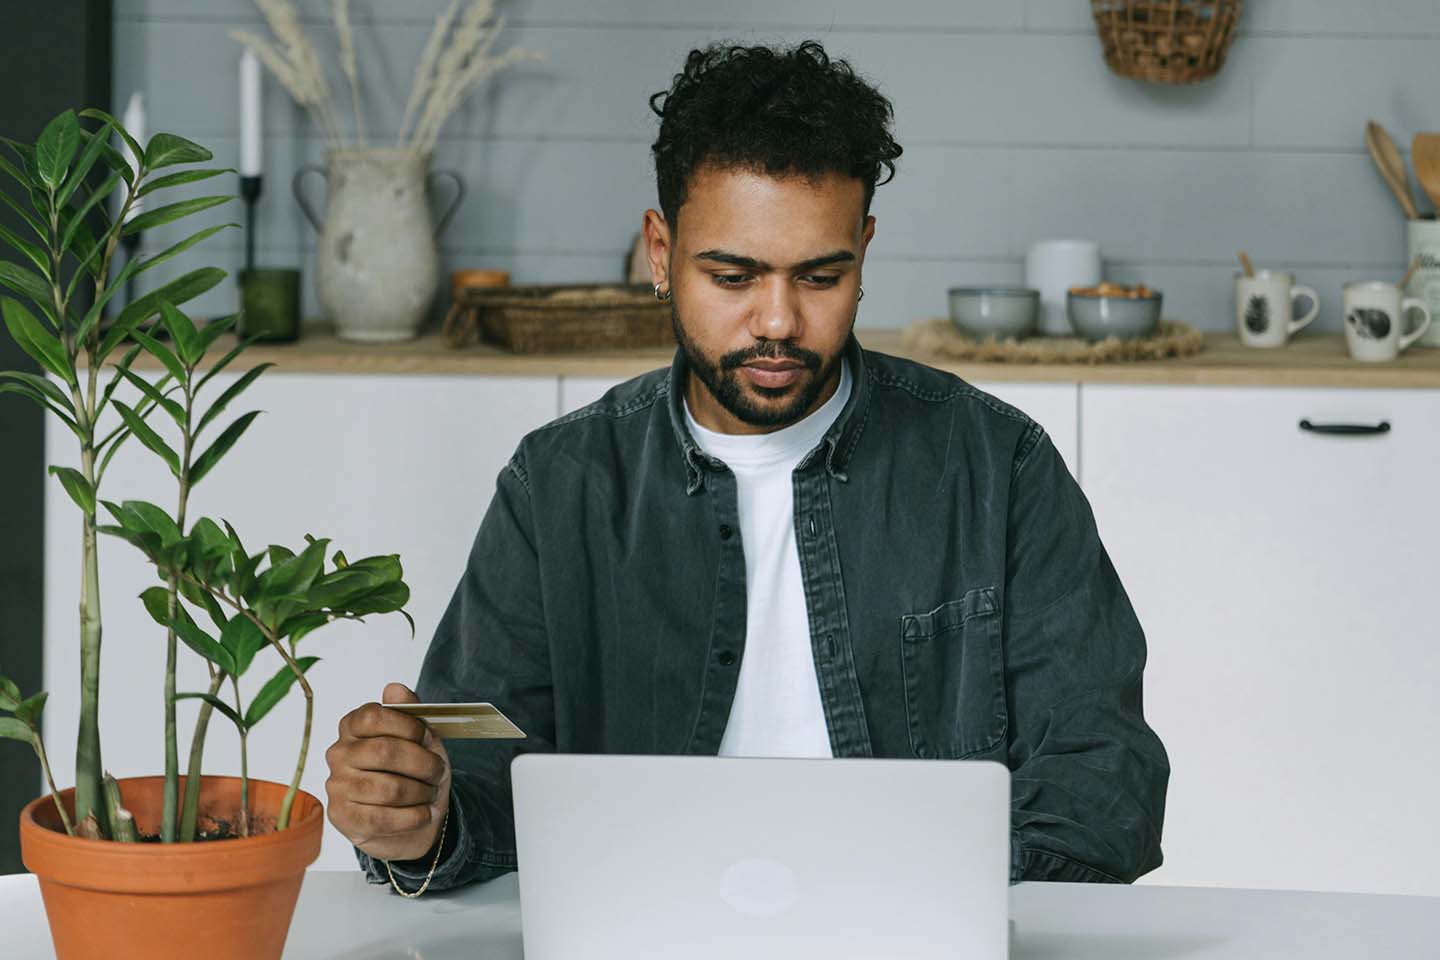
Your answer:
(239, 48), (262, 177)
(120, 91), (146, 221)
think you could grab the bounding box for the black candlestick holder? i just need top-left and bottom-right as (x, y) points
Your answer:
(240, 175), (262, 273)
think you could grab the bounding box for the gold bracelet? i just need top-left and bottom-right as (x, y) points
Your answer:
(384, 806), (449, 899)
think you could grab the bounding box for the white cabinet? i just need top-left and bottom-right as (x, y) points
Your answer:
(562, 377), (1081, 478)
(1080, 384), (1440, 897)
(43, 372), (558, 869)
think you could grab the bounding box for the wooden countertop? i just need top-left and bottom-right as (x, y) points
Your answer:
(118, 328), (1440, 389)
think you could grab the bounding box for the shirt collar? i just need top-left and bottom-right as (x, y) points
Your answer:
(666, 333), (871, 495)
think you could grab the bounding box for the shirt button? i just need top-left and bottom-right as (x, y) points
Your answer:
(718, 523), (733, 540)
(716, 650), (737, 666)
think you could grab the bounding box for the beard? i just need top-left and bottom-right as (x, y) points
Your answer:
(671, 303), (848, 430)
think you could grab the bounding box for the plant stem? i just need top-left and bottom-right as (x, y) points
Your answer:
(60, 151), (142, 840)
(160, 382), (195, 843)
(179, 575), (314, 831)
(179, 667), (225, 842)
(30, 730), (74, 836)
(74, 441), (108, 837)
(232, 673), (250, 838)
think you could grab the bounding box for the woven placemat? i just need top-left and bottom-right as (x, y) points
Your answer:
(900, 317), (1206, 364)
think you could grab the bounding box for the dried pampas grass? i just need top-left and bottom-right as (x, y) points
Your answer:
(231, 0), (540, 154)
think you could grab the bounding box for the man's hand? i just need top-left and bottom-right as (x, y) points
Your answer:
(325, 682), (452, 863)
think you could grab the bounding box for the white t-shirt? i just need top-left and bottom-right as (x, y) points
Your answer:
(684, 358), (853, 758)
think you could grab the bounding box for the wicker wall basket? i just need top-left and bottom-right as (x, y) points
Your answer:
(453, 283), (674, 353)
(1090, 0), (1243, 85)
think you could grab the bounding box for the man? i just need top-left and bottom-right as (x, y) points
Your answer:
(324, 39), (1170, 893)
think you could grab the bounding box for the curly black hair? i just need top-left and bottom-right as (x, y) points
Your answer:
(648, 40), (902, 231)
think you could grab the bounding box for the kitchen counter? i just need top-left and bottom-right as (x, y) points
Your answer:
(113, 327), (1440, 389)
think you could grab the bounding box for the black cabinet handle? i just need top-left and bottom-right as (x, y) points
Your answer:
(1298, 419), (1391, 436)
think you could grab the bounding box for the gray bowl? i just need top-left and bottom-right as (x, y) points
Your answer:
(948, 287), (1039, 340)
(1066, 291), (1162, 342)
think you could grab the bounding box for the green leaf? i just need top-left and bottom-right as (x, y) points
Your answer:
(195, 333), (263, 392)
(0, 384), (84, 442)
(306, 569), (380, 609)
(0, 370), (73, 412)
(340, 555), (403, 585)
(112, 399), (180, 476)
(78, 109), (143, 178)
(332, 550), (348, 568)
(138, 585), (173, 628)
(0, 223), (51, 278)
(99, 267), (226, 358)
(14, 690), (47, 727)
(127, 327), (187, 385)
(278, 611), (330, 646)
(265, 537), (330, 600)
(0, 674), (21, 710)
(194, 313), (238, 357)
(188, 517), (232, 563)
(344, 582), (412, 619)
(56, 119), (113, 211)
(0, 263), (60, 327)
(120, 195), (231, 237)
(158, 302), (201, 367)
(132, 223), (237, 287)
(219, 615), (267, 677)
(176, 692), (244, 732)
(35, 110), (80, 189)
(2, 297), (73, 385)
(47, 465), (96, 514)
(244, 656), (319, 729)
(190, 410), (260, 486)
(58, 169), (121, 255)
(196, 363), (270, 437)
(143, 133), (213, 170)
(0, 180), (47, 241)
(123, 499), (183, 547)
(96, 344), (145, 417)
(177, 575), (227, 632)
(0, 717), (31, 742)
(116, 367), (185, 427)
(167, 612), (235, 675)
(136, 166), (232, 198)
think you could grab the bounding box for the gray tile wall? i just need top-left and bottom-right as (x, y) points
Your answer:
(113, 0), (1440, 334)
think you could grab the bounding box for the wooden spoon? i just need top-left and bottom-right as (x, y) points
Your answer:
(1412, 132), (1440, 215)
(1238, 251), (1255, 278)
(1366, 120), (1420, 220)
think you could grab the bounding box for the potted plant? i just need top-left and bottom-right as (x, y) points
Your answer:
(0, 108), (413, 959)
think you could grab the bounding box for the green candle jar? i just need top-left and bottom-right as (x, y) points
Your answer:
(238, 268), (301, 342)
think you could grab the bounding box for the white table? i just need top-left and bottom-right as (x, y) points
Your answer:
(3, 869), (1437, 958)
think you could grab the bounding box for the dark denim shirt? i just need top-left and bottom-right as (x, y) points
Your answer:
(359, 333), (1170, 891)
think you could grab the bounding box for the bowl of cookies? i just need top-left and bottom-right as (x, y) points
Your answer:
(1066, 282), (1162, 341)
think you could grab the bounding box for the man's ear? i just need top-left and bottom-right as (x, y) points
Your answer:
(642, 209), (673, 288)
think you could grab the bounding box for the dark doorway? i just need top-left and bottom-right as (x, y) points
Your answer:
(0, 0), (112, 875)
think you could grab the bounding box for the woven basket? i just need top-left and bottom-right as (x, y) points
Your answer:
(1090, 0), (1242, 85)
(455, 283), (673, 353)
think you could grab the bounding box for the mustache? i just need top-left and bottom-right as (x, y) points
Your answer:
(719, 342), (822, 372)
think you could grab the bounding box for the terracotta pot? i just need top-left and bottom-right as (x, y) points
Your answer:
(19, 775), (323, 960)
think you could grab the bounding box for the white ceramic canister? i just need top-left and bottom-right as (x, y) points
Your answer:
(1025, 239), (1101, 336)
(1406, 218), (1440, 347)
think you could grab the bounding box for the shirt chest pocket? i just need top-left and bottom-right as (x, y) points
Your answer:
(900, 586), (1007, 760)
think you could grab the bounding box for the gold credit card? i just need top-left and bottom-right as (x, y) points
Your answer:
(386, 702), (527, 740)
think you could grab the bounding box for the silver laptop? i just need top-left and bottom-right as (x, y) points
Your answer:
(511, 754), (1011, 960)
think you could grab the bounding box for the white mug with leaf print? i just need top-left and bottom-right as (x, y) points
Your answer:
(1343, 281), (1431, 362)
(1235, 270), (1318, 348)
